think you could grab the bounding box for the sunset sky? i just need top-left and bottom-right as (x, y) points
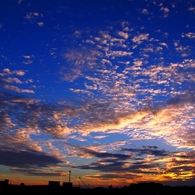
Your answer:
(0, 0), (195, 187)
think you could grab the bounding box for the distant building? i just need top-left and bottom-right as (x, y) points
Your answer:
(63, 182), (72, 188)
(0, 179), (9, 186)
(48, 181), (60, 187)
(129, 182), (163, 193)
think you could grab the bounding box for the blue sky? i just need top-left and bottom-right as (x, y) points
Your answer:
(0, 0), (195, 187)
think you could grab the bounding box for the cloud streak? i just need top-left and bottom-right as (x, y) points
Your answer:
(0, 150), (62, 168)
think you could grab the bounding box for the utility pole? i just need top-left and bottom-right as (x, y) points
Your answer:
(69, 170), (71, 183)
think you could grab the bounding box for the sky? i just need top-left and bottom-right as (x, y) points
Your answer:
(0, 0), (195, 187)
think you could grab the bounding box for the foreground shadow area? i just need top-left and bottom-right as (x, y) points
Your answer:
(1, 183), (195, 195)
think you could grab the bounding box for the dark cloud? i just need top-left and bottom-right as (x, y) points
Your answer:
(0, 90), (118, 138)
(11, 168), (65, 177)
(166, 90), (195, 106)
(78, 157), (161, 174)
(0, 150), (62, 168)
(72, 144), (167, 174)
(80, 147), (131, 160)
(121, 146), (170, 157)
(0, 91), (69, 138)
(78, 161), (125, 172)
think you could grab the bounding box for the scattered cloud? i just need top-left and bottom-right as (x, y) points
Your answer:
(37, 22), (44, 27)
(3, 77), (22, 84)
(14, 70), (26, 76)
(25, 12), (43, 20)
(1, 69), (26, 76)
(118, 31), (129, 39)
(61, 48), (102, 81)
(132, 33), (149, 44)
(3, 85), (35, 93)
(188, 7), (195, 12)
(160, 7), (169, 13)
(182, 32), (195, 39)
(142, 8), (149, 14)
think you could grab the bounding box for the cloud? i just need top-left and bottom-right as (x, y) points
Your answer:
(160, 7), (169, 13)
(1, 69), (26, 76)
(106, 50), (132, 58)
(160, 42), (168, 48)
(118, 31), (129, 39)
(11, 167), (67, 177)
(67, 143), (169, 174)
(132, 33), (149, 44)
(14, 70), (26, 76)
(3, 85), (23, 92)
(37, 22), (44, 27)
(133, 59), (143, 66)
(1, 57), (195, 151)
(94, 135), (107, 139)
(188, 7), (195, 12)
(3, 77), (22, 84)
(78, 146), (132, 160)
(22, 55), (35, 64)
(0, 91), (74, 138)
(61, 48), (102, 81)
(121, 147), (170, 157)
(25, 12), (43, 20)
(72, 143), (195, 183)
(3, 85), (35, 93)
(142, 8), (149, 14)
(182, 32), (195, 39)
(0, 150), (62, 168)
(166, 91), (195, 106)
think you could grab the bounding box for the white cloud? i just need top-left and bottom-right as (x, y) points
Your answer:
(182, 32), (195, 39)
(3, 68), (11, 74)
(160, 42), (168, 48)
(14, 70), (26, 76)
(132, 33), (149, 44)
(4, 77), (22, 84)
(25, 12), (43, 20)
(189, 7), (195, 12)
(142, 8), (149, 14)
(37, 22), (44, 27)
(133, 60), (143, 66)
(118, 31), (129, 39)
(161, 7), (169, 13)
(3, 85), (35, 93)
(106, 50), (132, 57)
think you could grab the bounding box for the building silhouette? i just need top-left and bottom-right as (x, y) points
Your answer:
(48, 181), (60, 187)
(0, 179), (9, 186)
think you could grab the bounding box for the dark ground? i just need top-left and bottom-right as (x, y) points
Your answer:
(0, 183), (195, 195)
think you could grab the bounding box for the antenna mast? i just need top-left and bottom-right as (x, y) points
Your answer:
(69, 170), (71, 183)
